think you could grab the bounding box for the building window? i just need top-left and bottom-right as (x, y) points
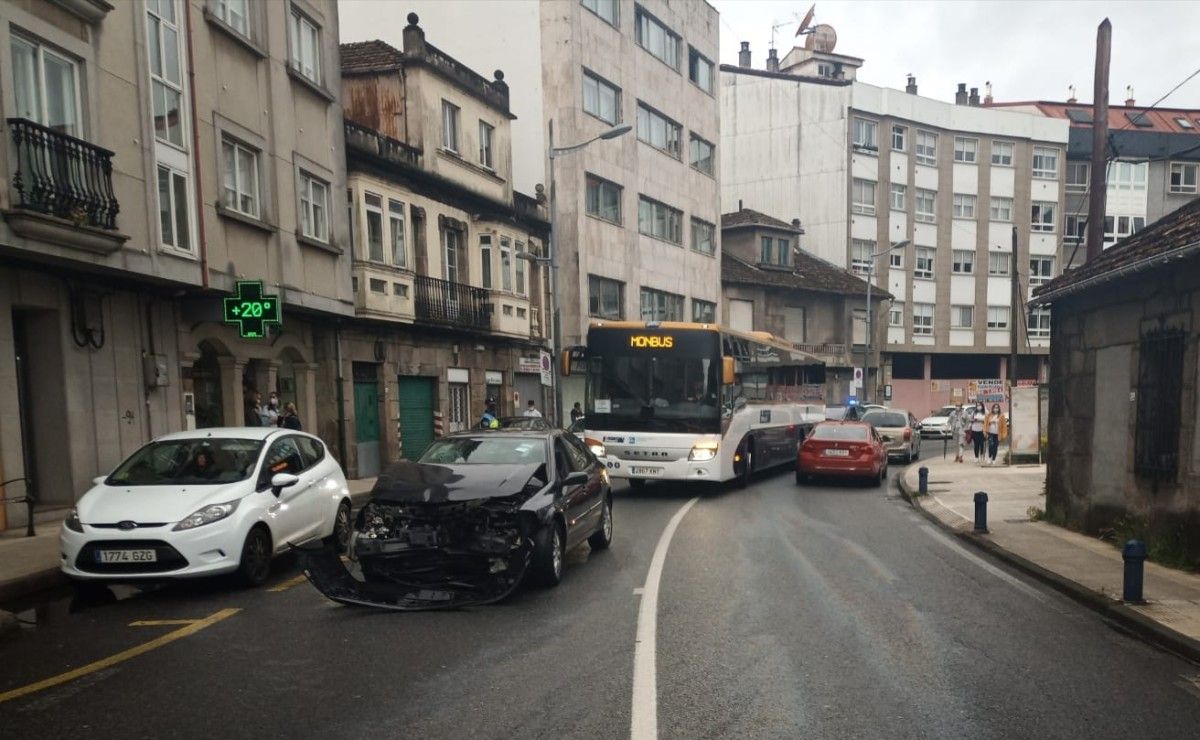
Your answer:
(891, 124), (906, 152)
(1032, 147), (1058, 179)
(850, 239), (874, 276)
(990, 196), (1013, 222)
(851, 179), (876, 215)
(914, 247), (935, 279)
(760, 236), (773, 264)
(478, 121), (494, 169)
(953, 137), (978, 163)
(991, 141), (1014, 167)
(1065, 214), (1087, 245)
(1134, 330), (1186, 480)
(636, 103), (681, 158)
(1108, 160), (1148, 191)
(691, 218), (715, 255)
(634, 5), (679, 70)
(889, 302), (904, 327)
(952, 193), (976, 219)
(1029, 256), (1055, 285)
(915, 188), (936, 222)
(915, 130), (937, 165)
(441, 227), (463, 284)
(890, 183), (906, 211)
(1169, 162), (1198, 194)
(221, 138), (259, 218)
(369, 278), (387, 294)
(586, 174), (623, 224)
(637, 195), (683, 244)
(988, 251), (1010, 276)
(582, 69), (620, 124)
(11, 35), (80, 136)
(441, 100), (460, 153)
(287, 4), (321, 84)
(692, 299), (716, 323)
(1027, 307), (1051, 338)
(1031, 201), (1056, 232)
(213, 0), (250, 36)
(298, 171), (329, 242)
(389, 200), (406, 267)
(147, 0), (186, 147)
(951, 305), (973, 329)
(480, 235), (493, 289)
(515, 241), (527, 295)
(393, 282), (408, 297)
(500, 236), (513, 291)
(758, 236), (789, 267)
(1104, 214), (1146, 246)
(157, 164), (191, 251)
(913, 303), (934, 335)
(640, 287), (684, 321)
(852, 117), (878, 152)
(952, 249), (974, 274)
(689, 134), (715, 176)
(1066, 162), (1089, 192)
(986, 306), (1008, 330)
(581, 0), (618, 26)
(688, 47), (713, 94)
(589, 275), (624, 319)
(889, 250), (904, 269)
(364, 192), (384, 262)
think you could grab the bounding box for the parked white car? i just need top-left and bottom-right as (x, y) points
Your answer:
(60, 428), (351, 586)
(918, 405), (961, 439)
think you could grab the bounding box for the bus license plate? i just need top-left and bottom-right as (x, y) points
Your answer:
(96, 549), (157, 563)
(630, 466), (662, 476)
(824, 449), (850, 457)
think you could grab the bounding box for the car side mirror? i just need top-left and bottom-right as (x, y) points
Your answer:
(562, 471), (589, 487)
(270, 472), (300, 496)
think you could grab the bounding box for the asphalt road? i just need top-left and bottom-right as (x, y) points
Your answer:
(3, 466), (1200, 739)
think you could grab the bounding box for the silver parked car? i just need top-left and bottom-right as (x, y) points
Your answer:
(862, 409), (921, 463)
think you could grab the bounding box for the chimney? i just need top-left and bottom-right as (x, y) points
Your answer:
(955, 83), (968, 105)
(738, 199), (744, 211)
(402, 12), (426, 55)
(1067, 84), (1077, 104)
(984, 81), (993, 105)
(1125, 84), (1135, 107)
(766, 47), (779, 73)
(969, 87), (980, 106)
(905, 74), (918, 94)
(791, 218), (805, 234)
(738, 41), (751, 68)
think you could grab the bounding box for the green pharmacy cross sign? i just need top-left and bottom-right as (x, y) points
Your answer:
(223, 280), (281, 339)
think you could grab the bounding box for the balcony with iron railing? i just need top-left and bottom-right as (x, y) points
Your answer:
(413, 274), (492, 330)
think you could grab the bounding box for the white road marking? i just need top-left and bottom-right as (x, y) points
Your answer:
(917, 523), (1047, 602)
(631, 496), (700, 740)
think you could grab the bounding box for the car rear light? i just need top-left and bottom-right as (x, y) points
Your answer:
(904, 427), (912, 440)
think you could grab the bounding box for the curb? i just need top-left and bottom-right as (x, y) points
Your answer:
(0, 567), (69, 607)
(0, 610), (18, 641)
(896, 471), (1200, 666)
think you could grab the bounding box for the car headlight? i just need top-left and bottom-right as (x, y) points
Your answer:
(688, 442), (719, 462)
(584, 437), (606, 457)
(65, 509), (83, 533)
(172, 499), (240, 531)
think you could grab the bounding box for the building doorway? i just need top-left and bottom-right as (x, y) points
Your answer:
(192, 342), (224, 428)
(514, 372), (541, 418)
(353, 362), (381, 477)
(397, 375), (435, 460)
(447, 381), (469, 432)
(12, 310), (69, 507)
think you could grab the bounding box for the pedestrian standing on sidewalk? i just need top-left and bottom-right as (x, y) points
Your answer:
(523, 400), (542, 418)
(970, 402), (986, 462)
(950, 403), (967, 463)
(280, 402), (302, 430)
(985, 403), (1007, 465)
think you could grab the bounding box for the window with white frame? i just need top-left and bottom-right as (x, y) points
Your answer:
(953, 137), (978, 163)
(443, 227), (462, 284)
(582, 69), (620, 124)
(889, 250), (904, 269)
(11, 35), (80, 136)
(640, 287), (684, 322)
(986, 306), (1009, 330)
(1104, 215), (1146, 245)
(364, 192), (384, 262)
(914, 247), (935, 279)
(515, 241), (526, 295)
(953, 193), (976, 219)
(692, 299), (716, 323)
(852, 117), (878, 151)
(951, 305), (973, 329)
(850, 239), (874, 276)
(298, 171), (329, 242)
(1066, 162), (1089, 192)
(221, 138), (259, 218)
(890, 183), (906, 211)
(952, 249), (974, 274)
(915, 130), (937, 165)
(990, 196), (1013, 222)
(891, 124), (906, 151)
(634, 5), (680, 70)
(288, 5), (321, 84)
(1028, 307), (1051, 338)
(1032, 147), (1058, 179)
(478, 121), (494, 169)
(689, 134), (715, 176)
(157, 164), (191, 251)
(585, 174), (622, 224)
(988, 251), (1010, 276)
(637, 195), (682, 243)
(1029, 256), (1055, 285)
(589, 275), (624, 319)
(915, 188), (936, 222)
(852, 179), (876, 215)
(213, 0), (250, 37)
(389, 199), (406, 267)
(500, 236), (513, 291)
(441, 100), (460, 153)
(1031, 201), (1056, 232)
(691, 218), (715, 255)
(991, 141), (1014, 166)
(913, 303), (934, 335)
(1065, 214), (1087, 244)
(889, 302), (904, 327)
(480, 235), (493, 289)
(581, 0), (618, 26)
(147, 0), (186, 147)
(688, 47), (713, 94)
(1169, 162), (1198, 194)
(636, 103), (681, 158)
(1108, 160), (1147, 190)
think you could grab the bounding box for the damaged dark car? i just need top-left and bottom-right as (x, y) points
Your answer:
(298, 430), (613, 610)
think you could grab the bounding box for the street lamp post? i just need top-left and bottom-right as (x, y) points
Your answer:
(864, 240), (909, 404)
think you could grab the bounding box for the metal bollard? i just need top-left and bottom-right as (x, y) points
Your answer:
(918, 466), (929, 495)
(973, 491), (989, 533)
(1122, 539), (1147, 603)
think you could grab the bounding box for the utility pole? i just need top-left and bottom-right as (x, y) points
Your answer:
(1086, 18), (1111, 263)
(1008, 225), (1019, 464)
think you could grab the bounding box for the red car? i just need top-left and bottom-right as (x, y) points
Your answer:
(796, 421), (888, 486)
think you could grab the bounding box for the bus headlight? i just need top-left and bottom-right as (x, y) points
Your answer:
(688, 442), (719, 462)
(584, 437), (606, 458)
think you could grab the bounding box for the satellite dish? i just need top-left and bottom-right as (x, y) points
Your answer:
(805, 24), (837, 53)
(795, 4), (816, 36)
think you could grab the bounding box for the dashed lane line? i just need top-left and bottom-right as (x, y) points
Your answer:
(128, 619), (200, 627)
(0, 608), (241, 705)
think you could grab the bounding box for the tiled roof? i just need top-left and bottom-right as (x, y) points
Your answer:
(1032, 197), (1200, 303)
(987, 101), (1200, 134)
(341, 40), (404, 74)
(721, 252), (889, 298)
(721, 208), (802, 233)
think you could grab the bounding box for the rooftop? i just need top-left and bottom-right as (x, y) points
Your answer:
(721, 251), (888, 298)
(986, 101), (1200, 135)
(721, 208), (803, 233)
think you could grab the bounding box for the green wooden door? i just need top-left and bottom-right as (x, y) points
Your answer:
(397, 376), (435, 460)
(353, 373), (381, 477)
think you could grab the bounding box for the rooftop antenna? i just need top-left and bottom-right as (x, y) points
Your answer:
(771, 4), (816, 55)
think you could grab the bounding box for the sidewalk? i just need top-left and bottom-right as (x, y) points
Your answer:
(900, 454), (1200, 662)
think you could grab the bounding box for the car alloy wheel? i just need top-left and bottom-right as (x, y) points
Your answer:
(551, 527), (563, 579)
(238, 527), (272, 587)
(589, 496), (613, 550)
(332, 501), (351, 551)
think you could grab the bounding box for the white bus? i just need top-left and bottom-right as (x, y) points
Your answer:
(564, 321), (826, 488)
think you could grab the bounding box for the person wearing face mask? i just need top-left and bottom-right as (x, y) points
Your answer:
(950, 403), (967, 463)
(984, 403), (1008, 465)
(970, 402), (986, 462)
(264, 391), (281, 427)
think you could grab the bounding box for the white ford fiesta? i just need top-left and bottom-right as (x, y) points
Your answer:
(60, 427), (352, 587)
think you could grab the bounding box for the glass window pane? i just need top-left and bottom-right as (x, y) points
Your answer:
(163, 25), (180, 84)
(158, 166), (174, 245)
(11, 38), (41, 123)
(173, 172), (190, 250)
(222, 141), (237, 208)
(42, 52), (78, 135)
(148, 16), (163, 78)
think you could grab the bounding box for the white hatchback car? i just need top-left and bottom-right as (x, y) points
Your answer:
(60, 428), (351, 586)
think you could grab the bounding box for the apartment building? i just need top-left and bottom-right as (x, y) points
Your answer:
(722, 41), (1070, 416)
(0, 0), (350, 525)
(335, 22), (551, 475)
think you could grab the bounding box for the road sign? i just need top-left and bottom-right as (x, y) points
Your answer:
(222, 280), (281, 339)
